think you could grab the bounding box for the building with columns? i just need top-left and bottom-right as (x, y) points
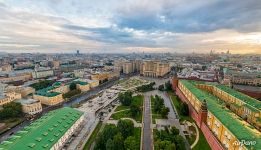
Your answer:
(140, 60), (170, 78)
(15, 99), (42, 115)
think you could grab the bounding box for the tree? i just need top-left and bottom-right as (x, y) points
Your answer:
(155, 140), (173, 150)
(0, 102), (23, 119)
(62, 89), (81, 99)
(106, 139), (115, 150)
(136, 82), (155, 92)
(180, 102), (189, 116)
(158, 84), (165, 91)
(117, 120), (134, 139)
(166, 143), (176, 150)
(170, 126), (179, 136)
(118, 91), (133, 106)
(174, 135), (186, 150)
(124, 136), (138, 150)
(69, 82), (77, 90)
(94, 125), (118, 150)
(161, 107), (170, 118)
(154, 95), (164, 113)
(30, 80), (54, 90)
(237, 64), (242, 68)
(130, 104), (141, 117)
(165, 81), (172, 91)
(113, 133), (124, 150)
(202, 65), (207, 71)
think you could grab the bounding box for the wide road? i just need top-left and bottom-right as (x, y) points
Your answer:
(142, 93), (153, 150)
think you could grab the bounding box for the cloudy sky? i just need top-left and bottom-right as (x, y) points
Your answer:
(0, 0), (261, 54)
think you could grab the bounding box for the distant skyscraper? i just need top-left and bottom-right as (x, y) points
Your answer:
(77, 50), (80, 55)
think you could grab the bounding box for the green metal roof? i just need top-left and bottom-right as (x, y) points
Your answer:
(180, 80), (261, 149)
(0, 107), (83, 150)
(215, 85), (261, 111)
(35, 82), (62, 97)
(73, 81), (88, 85)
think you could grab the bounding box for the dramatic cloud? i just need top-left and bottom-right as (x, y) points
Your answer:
(0, 0), (261, 54)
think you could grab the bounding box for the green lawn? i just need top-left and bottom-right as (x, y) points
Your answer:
(168, 92), (211, 150)
(115, 105), (130, 111)
(186, 125), (197, 145)
(83, 121), (102, 150)
(192, 129), (211, 150)
(132, 95), (144, 106)
(168, 92), (194, 122)
(112, 95), (144, 122)
(111, 110), (142, 122)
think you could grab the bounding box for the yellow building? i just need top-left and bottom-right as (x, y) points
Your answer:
(15, 99), (42, 115)
(33, 92), (63, 106)
(51, 84), (70, 94)
(84, 79), (99, 88)
(196, 83), (261, 130)
(0, 92), (22, 106)
(6, 86), (35, 98)
(123, 62), (133, 74)
(178, 80), (261, 150)
(33, 82), (64, 106)
(0, 74), (32, 83)
(0, 64), (12, 72)
(76, 82), (90, 92)
(140, 60), (170, 77)
(91, 71), (119, 82)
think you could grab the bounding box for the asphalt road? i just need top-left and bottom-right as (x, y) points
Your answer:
(143, 93), (153, 150)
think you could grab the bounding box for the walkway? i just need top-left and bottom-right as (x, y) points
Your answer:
(142, 92), (153, 150)
(157, 91), (191, 150)
(191, 122), (200, 149)
(107, 118), (142, 127)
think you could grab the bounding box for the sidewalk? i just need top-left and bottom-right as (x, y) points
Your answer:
(66, 112), (97, 150)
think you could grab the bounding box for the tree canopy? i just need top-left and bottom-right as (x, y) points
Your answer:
(118, 91), (133, 106)
(69, 82), (77, 90)
(154, 126), (185, 150)
(0, 102), (23, 119)
(94, 120), (138, 150)
(136, 82), (155, 92)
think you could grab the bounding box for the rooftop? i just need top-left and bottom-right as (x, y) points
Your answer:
(0, 107), (83, 150)
(15, 99), (40, 105)
(215, 84), (261, 111)
(180, 80), (261, 149)
(35, 82), (62, 97)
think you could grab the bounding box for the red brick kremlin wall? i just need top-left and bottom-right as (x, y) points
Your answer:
(176, 87), (224, 150)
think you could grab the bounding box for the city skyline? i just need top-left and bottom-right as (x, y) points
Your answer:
(0, 0), (261, 54)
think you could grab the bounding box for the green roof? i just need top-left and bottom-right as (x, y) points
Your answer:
(215, 85), (261, 111)
(0, 107), (83, 150)
(67, 81), (88, 86)
(74, 81), (88, 85)
(52, 82), (62, 87)
(180, 80), (261, 149)
(35, 82), (63, 97)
